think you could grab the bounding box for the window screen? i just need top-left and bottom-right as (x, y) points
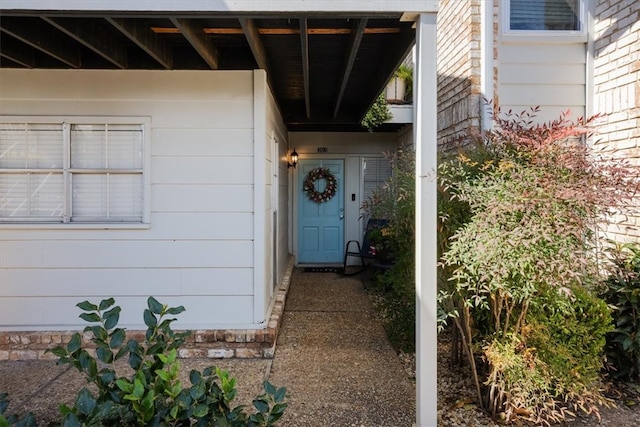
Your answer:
(363, 157), (392, 203)
(70, 124), (143, 222)
(362, 157), (392, 233)
(0, 120), (145, 223)
(510, 0), (580, 31)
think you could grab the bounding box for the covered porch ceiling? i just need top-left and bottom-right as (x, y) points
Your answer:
(0, 9), (416, 132)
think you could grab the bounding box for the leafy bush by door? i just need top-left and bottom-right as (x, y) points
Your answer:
(437, 107), (640, 424)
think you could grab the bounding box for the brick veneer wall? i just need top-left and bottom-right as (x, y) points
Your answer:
(437, 0), (483, 153)
(592, 0), (640, 242)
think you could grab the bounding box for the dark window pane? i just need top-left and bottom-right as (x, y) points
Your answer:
(510, 0), (580, 31)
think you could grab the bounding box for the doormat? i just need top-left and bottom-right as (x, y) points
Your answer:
(303, 266), (344, 273)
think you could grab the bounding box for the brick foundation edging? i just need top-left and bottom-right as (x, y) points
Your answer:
(0, 257), (294, 361)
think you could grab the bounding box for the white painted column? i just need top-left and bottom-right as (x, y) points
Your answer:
(480, 0), (494, 131)
(253, 69), (267, 324)
(414, 12), (439, 427)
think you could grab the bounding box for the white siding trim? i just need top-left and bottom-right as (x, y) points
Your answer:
(585, 0), (596, 121)
(0, 1), (439, 13)
(480, 0), (494, 130)
(253, 70), (267, 325)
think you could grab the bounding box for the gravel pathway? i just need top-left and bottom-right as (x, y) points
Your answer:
(269, 270), (416, 426)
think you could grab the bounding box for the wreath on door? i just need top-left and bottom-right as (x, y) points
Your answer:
(303, 167), (337, 203)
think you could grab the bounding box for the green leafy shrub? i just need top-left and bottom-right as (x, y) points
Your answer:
(361, 93), (392, 132)
(1, 297), (287, 427)
(602, 243), (640, 380)
(439, 107), (640, 424)
(0, 392), (37, 427)
(361, 149), (416, 352)
(361, 153), (415, 351)
(527, 286), (611, 389)
(485, 284), (613, 425)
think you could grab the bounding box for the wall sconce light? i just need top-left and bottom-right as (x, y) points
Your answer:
(288, 148), (298, 168)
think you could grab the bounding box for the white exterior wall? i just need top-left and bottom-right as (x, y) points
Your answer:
(496, 1), (587, 124)
(258, 71), (290, 318)
(0, 69), (286, 331)
(288, 132), (396, 263)
(497, 42), (587, 122)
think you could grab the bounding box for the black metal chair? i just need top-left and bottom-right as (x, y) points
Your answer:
(342, 218), (389, 275)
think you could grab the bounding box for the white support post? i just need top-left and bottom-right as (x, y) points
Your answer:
(480, 0), (494, 131)
(414, 12), (438, 427)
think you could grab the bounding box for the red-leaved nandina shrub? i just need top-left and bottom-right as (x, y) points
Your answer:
(439, 107), (640, 425)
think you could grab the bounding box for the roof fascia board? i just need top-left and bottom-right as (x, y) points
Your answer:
(0, 0), (438, 13)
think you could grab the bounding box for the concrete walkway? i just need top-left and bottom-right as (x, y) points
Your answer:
(0, 268), (416, 426)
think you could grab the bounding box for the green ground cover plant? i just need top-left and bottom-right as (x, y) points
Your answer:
(602, 242), (640, 380)
(0, 297), (287, 427)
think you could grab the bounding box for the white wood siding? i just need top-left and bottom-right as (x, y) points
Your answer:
(0, 1), (439, 14)
(498, 42), (587, 123)
(0, 69), (262, 330)
(259, 72), (289, 319)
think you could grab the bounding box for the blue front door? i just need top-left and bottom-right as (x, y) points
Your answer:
(297, 159), (344, 264)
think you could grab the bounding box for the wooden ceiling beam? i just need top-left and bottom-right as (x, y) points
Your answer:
(43, 17), (127, 69)
(300, 18), (311, 120)
(239, 18), (269, 71)
(333, 18), (368, 119)
(106, 17), (172, 69)
(0, 18), (81, 68)
(170, 18), (219, 70)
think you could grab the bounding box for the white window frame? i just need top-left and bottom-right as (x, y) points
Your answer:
(0, 116), (151, 228)
(501, 0), (587, 42)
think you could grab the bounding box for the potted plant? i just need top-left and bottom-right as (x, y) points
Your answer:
(367, 226), (394, 266)
(385, 64), (413, 103)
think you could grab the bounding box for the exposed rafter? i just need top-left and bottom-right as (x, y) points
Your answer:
(239, 18), (269, 71)
(170, 18), (219, 70)
(333, 18), (368, 119)
(0, 12), (416, 132)
(106, 17), (172, 69)
(0, 37), (35, 68)
(299, 18), (311, 120)
(43, 17), (127, 69)
(0, 18), (81, 68)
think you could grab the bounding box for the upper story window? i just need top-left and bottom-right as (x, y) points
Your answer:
(0, 117), (149, 225)
(505, 0), (584, 35)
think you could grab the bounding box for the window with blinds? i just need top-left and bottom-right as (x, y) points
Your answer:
(362, 157), (392, 232)
(508, 0), (581, 31)
(0, 119), (146, 223)
(363, 157), (392, 203)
